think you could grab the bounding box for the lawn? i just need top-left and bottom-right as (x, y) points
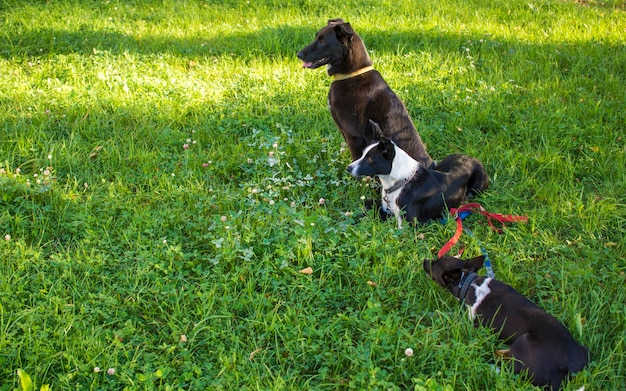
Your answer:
(1, 0), (625, 389)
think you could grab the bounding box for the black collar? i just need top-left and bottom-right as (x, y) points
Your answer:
(457, 272), (479, 304)
(384, 167), (424, 196)
(384, 176), (412, 195)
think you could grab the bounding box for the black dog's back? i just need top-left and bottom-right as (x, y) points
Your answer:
(330, 74), (432, 167)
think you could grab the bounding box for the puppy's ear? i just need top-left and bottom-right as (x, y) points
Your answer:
(464, 255), (485, 272)
(423, 258), (434, 275)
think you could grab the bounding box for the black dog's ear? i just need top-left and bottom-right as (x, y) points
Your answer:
(327, 18), (345, 26)
(464, 255), (485, 272)
(333, 22), (354, 44)
(442, 268), (463, 286)
(368, 119), (384, 138)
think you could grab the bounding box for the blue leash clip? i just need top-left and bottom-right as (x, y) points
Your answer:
(441, 210), (495, 278)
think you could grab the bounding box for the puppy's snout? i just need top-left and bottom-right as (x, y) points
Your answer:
(346, 165), (354, 173)
(423, 259), (432, 274)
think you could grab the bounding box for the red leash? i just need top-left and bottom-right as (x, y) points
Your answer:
(437, 203), (528, 259)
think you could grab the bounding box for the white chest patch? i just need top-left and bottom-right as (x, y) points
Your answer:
(468, 278), (492, 321)
(381, 188), (403, 228)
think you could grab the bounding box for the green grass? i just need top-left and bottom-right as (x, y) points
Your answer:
(1, 0), (625, 389)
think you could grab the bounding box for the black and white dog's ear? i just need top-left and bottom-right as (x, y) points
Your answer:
(378, 136), (393, 149)
(368, 119), (384, 138)
(377, 137), (395, 161)
(464, 255), (485, 272)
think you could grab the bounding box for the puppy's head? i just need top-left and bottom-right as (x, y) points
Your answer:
(423, 255), (485, 288)
(297, 19), (355, 70)
(346, 136), (396, 178)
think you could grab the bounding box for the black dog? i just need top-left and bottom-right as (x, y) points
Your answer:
(346, 120), (488, 226)
(297, 19), (433, 168)
(423, 255), (589, 390)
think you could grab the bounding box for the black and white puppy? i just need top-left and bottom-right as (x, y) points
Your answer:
(423, 255), (590, 391)
(346, 120), (488, 226)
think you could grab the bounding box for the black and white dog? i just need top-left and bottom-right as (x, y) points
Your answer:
(423, 255), (590, 391)
(346, 120), (488, 226)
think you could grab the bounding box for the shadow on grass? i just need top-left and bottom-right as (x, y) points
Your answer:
(3, 21), (624, 62)
(2, 25), (312, 59)
(2, 21), (624, 180)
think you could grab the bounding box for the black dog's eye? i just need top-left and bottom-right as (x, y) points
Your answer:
(318, 37), (325, 44)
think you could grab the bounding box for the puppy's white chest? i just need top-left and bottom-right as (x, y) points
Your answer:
(468, 278), (492, 321)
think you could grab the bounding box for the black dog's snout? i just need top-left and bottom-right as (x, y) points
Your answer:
(346, 165), (354, 173)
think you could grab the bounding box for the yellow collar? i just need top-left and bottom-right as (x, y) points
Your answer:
(333, 66), (375, 81)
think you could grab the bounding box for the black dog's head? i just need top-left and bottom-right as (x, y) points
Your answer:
(423, 255), (485, 288)
(346, 121), (396, 177)
(297, 19), (369, 74)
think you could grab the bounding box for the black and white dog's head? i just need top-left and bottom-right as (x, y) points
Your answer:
(345, 137), (396, 178)
(346, 119), (417, 181)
